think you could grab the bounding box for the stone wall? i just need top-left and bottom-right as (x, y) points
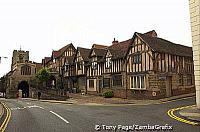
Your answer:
(30, 87), (68, 101)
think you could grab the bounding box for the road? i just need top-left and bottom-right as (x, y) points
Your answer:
(1, 97), (199, 132)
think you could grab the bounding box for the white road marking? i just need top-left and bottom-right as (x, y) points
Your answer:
(49, 111), (69, 124)
(11, 105), (44, 110)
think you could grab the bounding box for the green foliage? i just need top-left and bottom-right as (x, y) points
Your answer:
(36, 68), (50, 82)
(103, 91), (114, 98)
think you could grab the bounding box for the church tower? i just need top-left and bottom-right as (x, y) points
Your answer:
(11, 50), (29, 71)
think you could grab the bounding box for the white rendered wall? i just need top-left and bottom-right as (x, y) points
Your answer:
(189, 0), (200, 109)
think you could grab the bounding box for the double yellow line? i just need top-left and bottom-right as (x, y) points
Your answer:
(167, 105), (199, 125)
(0, 103), (11, 132)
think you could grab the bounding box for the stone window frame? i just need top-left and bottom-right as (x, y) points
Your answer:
(21, 65), (31, 75)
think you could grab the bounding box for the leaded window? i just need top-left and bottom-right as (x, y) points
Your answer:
(91, 61), (97, 69)
(21, 65), (31, 75)
(103, 78), (110, 87)
(106, 57), (112, 68)
(130, 75), (146, 89)
(133, 53), (141, 64)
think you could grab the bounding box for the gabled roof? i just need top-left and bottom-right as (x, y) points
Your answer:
(52, 43), (75, 59)
(77, 47), (90, 61)
(58, 43), (73, 55)
(108, 39), (132, 59)
(136, 33), (192, 57)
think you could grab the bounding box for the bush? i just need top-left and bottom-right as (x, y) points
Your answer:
(103, 91), (114, 98)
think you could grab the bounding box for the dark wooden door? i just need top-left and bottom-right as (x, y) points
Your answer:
(166, 76), (172, 97)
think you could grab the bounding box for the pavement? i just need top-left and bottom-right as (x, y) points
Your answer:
(0, 102), (4, 119)
(22, 92), (196, 106)
(179, 105), (200, 123)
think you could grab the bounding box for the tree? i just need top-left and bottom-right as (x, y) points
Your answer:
(36, 68), (50, 88)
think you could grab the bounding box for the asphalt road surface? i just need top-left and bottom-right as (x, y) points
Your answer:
(1, 97), (199, 132)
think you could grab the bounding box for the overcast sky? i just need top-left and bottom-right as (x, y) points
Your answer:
(0, 0), (192, 77)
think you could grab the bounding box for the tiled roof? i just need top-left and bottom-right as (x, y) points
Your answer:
(92, 48), (107, 57)
(87, 45), (107, 65)
(58, 44), (72, 56)
(92, 44), (108, 49)
(52, 51), (60, 58)
(137, 33), (192, 57)
(108, 39), (132, 59)
(144, 30), (157, 37)
(77, 47), (90, 61)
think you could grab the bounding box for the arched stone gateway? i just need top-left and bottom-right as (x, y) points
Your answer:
(18, 81), (29, 98)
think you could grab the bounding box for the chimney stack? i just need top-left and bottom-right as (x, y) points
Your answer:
(112, 38), (118, 45)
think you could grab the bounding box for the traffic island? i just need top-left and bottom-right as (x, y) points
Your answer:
(179, 105), (200, 123)
(167, 105), (199, 126)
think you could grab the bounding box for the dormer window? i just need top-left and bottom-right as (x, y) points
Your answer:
(106, 57), (111, 68)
